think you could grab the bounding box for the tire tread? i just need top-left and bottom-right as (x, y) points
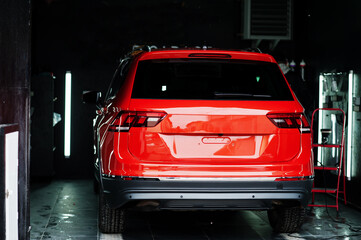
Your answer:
(268, 206), (305, 233)
(98, 192), (125, 233)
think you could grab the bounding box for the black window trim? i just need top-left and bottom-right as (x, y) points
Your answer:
(104, 57), (131, 104)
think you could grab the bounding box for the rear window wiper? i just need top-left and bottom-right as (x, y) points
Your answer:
(213, 92), (272, 98)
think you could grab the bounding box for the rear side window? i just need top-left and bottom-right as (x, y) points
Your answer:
(131, 59), (293, 100)
(105, 59), (131, 102)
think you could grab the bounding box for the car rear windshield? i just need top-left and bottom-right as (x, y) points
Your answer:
(131, 58), (294, 100)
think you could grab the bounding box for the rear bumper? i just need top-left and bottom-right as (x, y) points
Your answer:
(101, 176), (313, 210)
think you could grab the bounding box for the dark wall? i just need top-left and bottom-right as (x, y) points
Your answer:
(32, 0), (241, 178)
(307, 1), (361, 71)
(0, 0), (31, 239)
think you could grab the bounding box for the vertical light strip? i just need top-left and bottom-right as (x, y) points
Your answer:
(64, 71), (72, 158)
(331, 114), (336, 158)
(347, 70), (353, 179)
(317, 74), (324, 166)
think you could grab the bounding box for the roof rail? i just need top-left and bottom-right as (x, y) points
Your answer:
(127, 45), (262, 57)
(131, 45), (216, 52)
(132, 45), (158, 52)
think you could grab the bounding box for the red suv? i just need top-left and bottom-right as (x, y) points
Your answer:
(83, 47), (313, 234)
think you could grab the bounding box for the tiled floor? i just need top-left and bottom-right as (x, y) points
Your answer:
(30, 180), (98, 239)
(30, 179), (361, 240)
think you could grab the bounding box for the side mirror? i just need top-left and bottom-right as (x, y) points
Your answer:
(82, 90), (102, 105)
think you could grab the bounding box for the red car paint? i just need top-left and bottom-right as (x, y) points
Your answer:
(87, 48), (314, 233)
(95, 50), (313, 180)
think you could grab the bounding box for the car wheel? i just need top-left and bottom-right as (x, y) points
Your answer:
(267, 206), (305, 233)
(98, 191), (126, 233)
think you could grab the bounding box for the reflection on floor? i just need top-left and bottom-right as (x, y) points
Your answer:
(30, 179), (361, 240)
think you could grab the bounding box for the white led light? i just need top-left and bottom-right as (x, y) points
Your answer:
(147, 117), (159, 123)
(331, 114), (336, 158)
(64, 71), (72, 158)
(162, 85), (167, 91)
(318, 74), (324, 166)
(347, 70), (354, 180)
(273, 119), (285, 123)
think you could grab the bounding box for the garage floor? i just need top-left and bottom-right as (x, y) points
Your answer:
(30, 179), (361, 240)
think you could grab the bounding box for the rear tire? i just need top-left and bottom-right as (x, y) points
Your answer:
(98, 191), (126, 233)
(267, 206), (305, 233)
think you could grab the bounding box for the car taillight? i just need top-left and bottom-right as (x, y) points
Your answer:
(109, 111), (167, 132)
(267, 113), (310, 133)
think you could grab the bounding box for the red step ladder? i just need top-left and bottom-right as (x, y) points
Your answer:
(308, 108), (347, 211)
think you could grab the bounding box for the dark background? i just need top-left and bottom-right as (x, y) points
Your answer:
(1, 0), (31, 238)
(31, 0), (361, 202)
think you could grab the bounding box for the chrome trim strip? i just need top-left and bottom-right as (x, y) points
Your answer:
(125, 192), (304, 200)
(276, 176), (314, 180)
(157, 177), (277, 182)
(102, 175), (314, 181)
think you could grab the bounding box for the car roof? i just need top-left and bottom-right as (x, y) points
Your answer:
(133, 49), (277, 63)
